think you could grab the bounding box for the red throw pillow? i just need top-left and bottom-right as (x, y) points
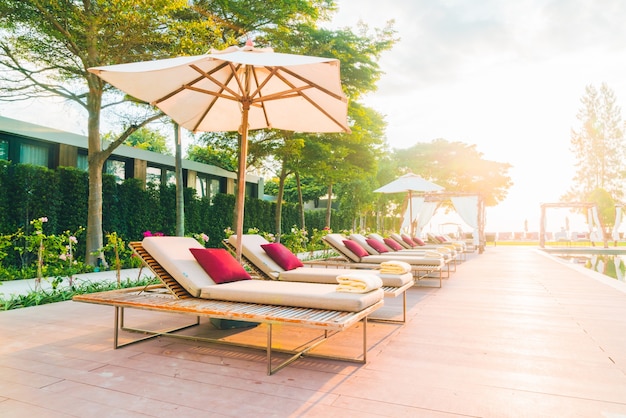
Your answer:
(189, 248), (251, 284)
(413, 237), (426, 246)
(343, 239), (369, 258)
(261, 242), (304, 271)
(436, 235), (448, 243)
(402, 234), (418, 247)
(366, 238), (389, 253)
(384, 238), (403, 251)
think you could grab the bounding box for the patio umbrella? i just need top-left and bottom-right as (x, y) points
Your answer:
(373, 173), (443, 236)
(88, 43), (350, 259)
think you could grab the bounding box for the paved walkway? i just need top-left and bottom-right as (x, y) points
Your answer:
(1, 247), (626, 417)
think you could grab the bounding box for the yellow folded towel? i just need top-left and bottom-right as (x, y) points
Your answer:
(436, 247), (451, 254)
(424, 250), (443, 258)
(336, 273), (383, 293)
(379, 260), (412, 274)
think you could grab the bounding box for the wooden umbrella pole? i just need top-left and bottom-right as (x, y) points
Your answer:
(235, 66), (252, 261)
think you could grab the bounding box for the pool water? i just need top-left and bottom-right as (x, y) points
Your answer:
(562, 254), (626, 282)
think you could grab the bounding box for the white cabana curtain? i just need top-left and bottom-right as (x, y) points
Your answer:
(587, 207), (603, 242)
(401, 196), (425, 233)
(612, 206), (623, 241)
(451, 196), (479, 245)
(415, 201), (438, 236)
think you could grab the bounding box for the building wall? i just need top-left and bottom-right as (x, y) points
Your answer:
(0, 116), (263, 198)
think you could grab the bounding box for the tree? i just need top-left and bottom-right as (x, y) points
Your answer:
(0, 0), (335, 264)
(566, 83), (625, 202)
(0, 1), (221, 264)
(392, 139), (513, 207)
(187, 142), (238, 172)
(103, 126), (172, 155)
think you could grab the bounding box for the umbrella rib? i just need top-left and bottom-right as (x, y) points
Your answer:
(278, 66), (347, 102)
(152, 61), (232, 105)
(263, 69), (350, 132)
(246, 66), (349, 132)
(249, 66), (271, 127)
(189, 63), (243, 100)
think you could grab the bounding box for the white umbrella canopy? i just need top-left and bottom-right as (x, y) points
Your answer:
(373, 173), (444, 194)
(374, 173), (443, 235)
(89, 44), (350, 259)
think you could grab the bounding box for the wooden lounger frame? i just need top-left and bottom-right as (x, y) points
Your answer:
(72, 242), (383, 375)
(222, 239), (411, 323)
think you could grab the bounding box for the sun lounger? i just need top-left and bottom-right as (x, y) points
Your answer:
(73, 237), (384, 375)
(319, 233), (446, 287)
(382, 233), (460, 268)
(224, 234), (413, 323)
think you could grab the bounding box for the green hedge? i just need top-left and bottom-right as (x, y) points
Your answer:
(0, 160), (362, 269)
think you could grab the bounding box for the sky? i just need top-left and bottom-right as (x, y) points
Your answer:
(328, 0), (626, 233)
(2, 1), (626, 234)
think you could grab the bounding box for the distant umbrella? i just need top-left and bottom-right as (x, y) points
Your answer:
(374, 173), (443, 235)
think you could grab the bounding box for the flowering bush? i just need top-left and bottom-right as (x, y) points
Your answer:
(193, 232), (209, 247)
(280, 226), (308, 254)
(307, 227), (332, 252)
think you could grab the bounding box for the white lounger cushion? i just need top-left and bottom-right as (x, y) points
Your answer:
(324, 234), (444, 267)
(278, 267), (412, 287)
(144, 235), (383, 312)
(200, 280), (384, 312)
(143, 236), (216, 297)
(232, 234), (413, 286)
(228, 234), (282, 279)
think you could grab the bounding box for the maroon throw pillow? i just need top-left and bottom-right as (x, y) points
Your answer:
(436, 235), (448, 243)
(384, 238), (403, 251)
(366, 238), (389, 253)
(402, 234), (418, 247)
(413, 237), (426, 246)
(343, 239), (369, 258)
(261, 242), (304, 271)
(189, 248), (251, 284)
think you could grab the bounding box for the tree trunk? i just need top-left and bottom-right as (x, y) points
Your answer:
(296, 171), (305, 229)
(175, 124), (184, 236)
(275, 165), (287, 242)
(86, 85), (104, 266)
(325, 183), (333, 228)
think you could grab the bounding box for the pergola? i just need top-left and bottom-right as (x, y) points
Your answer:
(418, 192), (486, 253)
(539, 202), (606, 248)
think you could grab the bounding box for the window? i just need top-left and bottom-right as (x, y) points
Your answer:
(20, 143), (48, 166)
(165, 169), (175, 186)
(196, 175), (222, 203)
(0, 139), (7, 160)
(105, 159), (126, 183)
(77, 153), (88, 171)
(146, 166), (161, 185)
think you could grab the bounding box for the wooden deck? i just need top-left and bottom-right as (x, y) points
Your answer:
(1, 246), (626, 416)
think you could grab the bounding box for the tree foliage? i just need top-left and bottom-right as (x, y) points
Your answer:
(566, 83), (625, 202)
(392, 138), (513, 207)
(0, 0), (342, 264)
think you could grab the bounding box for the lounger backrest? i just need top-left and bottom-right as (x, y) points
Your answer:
(324, 233), (361, 262)
(349, 233), (378, 255)
(390, 233), (412, 249)
(142, 236), (216, 297)
(368, 233), (394, 251)
(227, 234), (282, 279)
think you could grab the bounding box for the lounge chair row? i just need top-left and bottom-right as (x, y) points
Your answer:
(74, 236), (392, 375)
(315, 233), (456, 287)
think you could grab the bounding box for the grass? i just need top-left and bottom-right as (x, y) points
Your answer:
(0, 276), (158, 311)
